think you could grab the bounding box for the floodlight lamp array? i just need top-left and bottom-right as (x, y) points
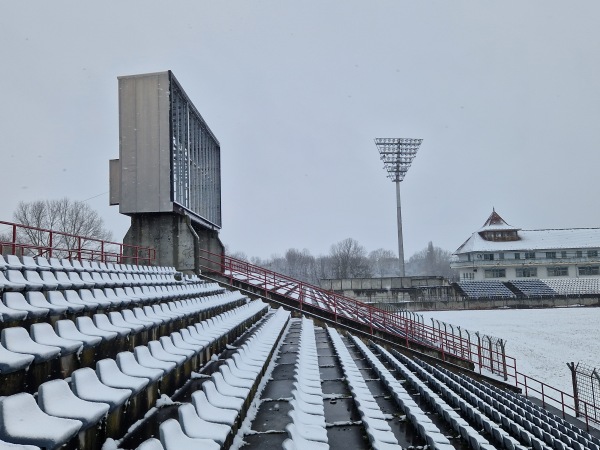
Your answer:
(375, 137), (422, 182)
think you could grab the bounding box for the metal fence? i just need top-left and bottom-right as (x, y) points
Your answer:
(568, 362), (600, 424)
(0, 220), (156, 265)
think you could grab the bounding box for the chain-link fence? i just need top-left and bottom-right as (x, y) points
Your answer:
(568, 362), (600, 424)
(392, 309), (508, 379)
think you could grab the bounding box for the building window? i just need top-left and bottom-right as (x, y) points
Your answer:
(484, 269), (506, 278)
(524, 252), (536, 259)
(576, 251), (582, 258)
(546, 252), (556, 259)
(547, 267), (568, 277)
(499, 253), (505, 260)
(561, 251), (567, 258)
(467, 254), (471, 262)
(587, 250), (598, 258)
(514, 253), (520, 260)
(483, 253), (494, 261)
(516, 268), (538, 278)
(462, 272), (474, 280)
(578, 266), (600, 276)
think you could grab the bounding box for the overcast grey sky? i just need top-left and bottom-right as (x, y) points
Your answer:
(2, 1), (600, 260)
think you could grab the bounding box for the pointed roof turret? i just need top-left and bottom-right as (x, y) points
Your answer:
(477, 209), (520, 240)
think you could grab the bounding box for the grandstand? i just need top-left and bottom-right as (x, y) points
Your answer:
(455, 281), (517, 300)
(0, 230), (599, 449)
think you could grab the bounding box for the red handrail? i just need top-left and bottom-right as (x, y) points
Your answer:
(198, 248), (600, 429)
(0, 220), (156, 265)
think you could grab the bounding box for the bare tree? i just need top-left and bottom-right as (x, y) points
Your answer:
(329, 238), (372, 279)
(368, 248), (399, 277)
(12, 198), (112, 257)
(406, 241), (455, 278)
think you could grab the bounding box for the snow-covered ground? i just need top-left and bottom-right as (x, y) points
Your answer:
(420, 306), (600, 396)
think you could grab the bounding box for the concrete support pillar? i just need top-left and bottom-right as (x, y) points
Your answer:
(122, 213), (223, 273)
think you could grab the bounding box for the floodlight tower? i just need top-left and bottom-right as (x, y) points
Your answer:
(375, 138), (423, 277)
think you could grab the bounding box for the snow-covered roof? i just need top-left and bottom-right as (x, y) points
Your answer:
(455, 228), (600, 254)
(477, 209), (520, 232)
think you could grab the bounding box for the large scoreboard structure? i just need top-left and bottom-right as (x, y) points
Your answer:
(110, 71), (221, 230)
(110, 71), (223, 271)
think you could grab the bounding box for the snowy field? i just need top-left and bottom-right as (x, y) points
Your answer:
(420, 306), (600, 396)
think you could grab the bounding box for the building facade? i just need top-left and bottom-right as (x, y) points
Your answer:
(452, 210), (600, 281)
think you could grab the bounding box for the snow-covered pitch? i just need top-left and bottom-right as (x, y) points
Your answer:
(422, 306), (600, 396)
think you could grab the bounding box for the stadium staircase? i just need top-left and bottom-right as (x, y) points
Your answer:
(0, 239), (598, 448)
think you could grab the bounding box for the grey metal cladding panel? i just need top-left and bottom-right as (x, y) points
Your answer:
(118, 72), (172, 214)
(109, 159), (121, 205)
(118, 77), (139, 214)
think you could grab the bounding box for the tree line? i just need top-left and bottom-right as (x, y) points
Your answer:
(229, 238), (456, 285)
(1, 200), (456, 284)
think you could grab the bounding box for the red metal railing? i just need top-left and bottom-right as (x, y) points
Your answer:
(198, 249), (506, 371)
(198, 248), (600, 429)
(0, 220), (156, 265)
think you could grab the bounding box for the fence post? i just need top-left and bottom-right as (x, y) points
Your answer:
(48, 230), (53, 258)
(500, 339), (508, 381)
(567, 361), (580, 417)
(487, 336), (494, 375)
(476, 332), (482, 374)
(11, 224), (16, 255)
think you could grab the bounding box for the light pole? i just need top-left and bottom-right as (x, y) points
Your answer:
(375, 138), (422, 277)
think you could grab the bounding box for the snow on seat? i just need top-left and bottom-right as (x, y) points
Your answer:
(93, 314), (131, 338)
(96, 358), (147, 394)
(71, 368), (131, 410)
(117, 351), (163, 383)
(283, 423), (330, 450)
(212, 372), (250, 399)
(55, 320), (102, 348)
(109, 311), (145, 334)
(135, 438), (164, 450)
(1, 327), (60, 363)
(327, 326), (400, 449)
(159, 336), (194, 360)
(3, 293), (49, 319)
(0, 299), (28, 322)
(75, 316), (117, 341)
(0, 392), (81, 450)
(37, 379), (109, 429)
(0, 272), (26, 293)
(29, 323), (82, 355)
(66, 272), (86, 289)
(177, 403), (230, 445)
(4, 256), (25, 271)
(287, 410), (328, 443)
(191, 390), (238, 427)
(24, 271), (57, 291)
(34, 256), (52, 272)
(0, 439), (41, 449)
(25, 292), (68, 316)
(218, 364), (254, 389)
(148, 340), (186, 365)
(51, 272), (74, 290)
(385, 349), (522, 450)
(0, 343), (34, 373)
(123, 309), (156, 329)
(47, 258), (66, 272)
(202, 380), (245, 411)
(93, 289), (124, 308)
(64, 290), (97, 311)
(134, 346), (176, 373)
(80, 289), (111, 308)
(159, 418), (220, 450)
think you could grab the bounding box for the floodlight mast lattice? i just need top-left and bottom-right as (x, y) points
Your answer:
(375, 138), (423, 277)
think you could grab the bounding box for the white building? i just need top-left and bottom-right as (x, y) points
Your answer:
(452, 210), (600, 281)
